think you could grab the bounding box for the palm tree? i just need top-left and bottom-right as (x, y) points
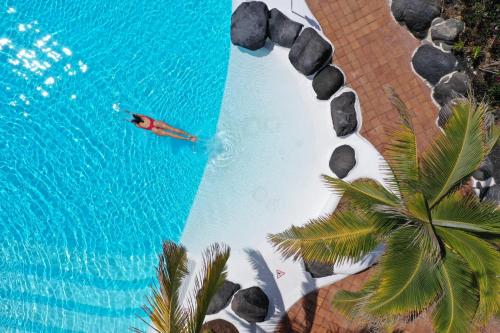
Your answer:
(269, 90), (500, 332)
(133, 241), (230, 333)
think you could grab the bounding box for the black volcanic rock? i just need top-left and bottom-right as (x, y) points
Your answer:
(268, 8), (303, 48)
(231, 287), (269, 323)
(231, 1), (269, 51)
(289, 27), (332, 76)
(412, 44), (458, 85)
(391, 0), (441, 39)
(484, 185), (500, 205)
(207, 280), (241, 315)
(312, 65), (344, 100)
(431, 18), (464, 43)
(472, 158), (494, 181)
(433, 71), (468, 106)
(304, 260), (334, 278)
(330, 92), (357, 136)
(329, 145), (356, 179)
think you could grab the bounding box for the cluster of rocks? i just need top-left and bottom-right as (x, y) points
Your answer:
(391, 0), (468, 127)
(391, 1), (500, 205)
(206, 279), (270, 324)
(231, 1), (331, 76)
(231, 1), (357, 180)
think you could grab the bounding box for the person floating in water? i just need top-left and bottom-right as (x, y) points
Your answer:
(127, 111), (197, 142)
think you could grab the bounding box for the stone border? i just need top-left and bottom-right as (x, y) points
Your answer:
(201, 0), (384, 329)
(389, 0), (499, 203)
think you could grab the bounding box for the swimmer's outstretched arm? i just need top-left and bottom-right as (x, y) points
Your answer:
(125, 110), (144, 117)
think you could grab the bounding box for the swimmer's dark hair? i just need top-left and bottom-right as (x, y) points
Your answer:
(131, 114), (143, 124)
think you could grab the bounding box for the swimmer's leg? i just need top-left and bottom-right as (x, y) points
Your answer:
(155, 121), (193, 137)
(152, 128), (196, 141)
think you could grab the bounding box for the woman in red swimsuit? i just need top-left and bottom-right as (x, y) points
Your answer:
(127, 111), (197, 142)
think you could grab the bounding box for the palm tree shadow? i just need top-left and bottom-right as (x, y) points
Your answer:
(227, 312), (268, 333)
(243, 249), (319, 333)
(243, 248), (287, 332)
(301, 265), (318, 333)
(245, 249), (286, 316)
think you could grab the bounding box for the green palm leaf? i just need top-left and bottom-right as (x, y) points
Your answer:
(436, 227), (500, 322)
(186, 243), (230, 333)
(364, 229), (441, 316)
(421, 99), (492, 208)
(333, 275), (380, 319)
(323, 176), (399, 209)
(432, 192), (500, 234)
(383, 86), (420, 199)
(268, 210), (387, 265)
(432, 252), (479, 333)
(133, 241), (189, 333)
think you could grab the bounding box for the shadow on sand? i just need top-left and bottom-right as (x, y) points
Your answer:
(238, 40), (274, 58)
(227, 249), (320, 333)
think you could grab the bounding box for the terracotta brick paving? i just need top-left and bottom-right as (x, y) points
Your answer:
(276, 268), (500, 333)
(307, 0), (440, 155)
(276, 269), (373, 333)
(273, 1), (499, 332)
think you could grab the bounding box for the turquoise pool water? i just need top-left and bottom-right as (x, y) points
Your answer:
(0, 0), (231, 331)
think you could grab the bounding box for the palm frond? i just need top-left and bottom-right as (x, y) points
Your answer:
(363, 228), (441, 317)
(133, 241), (189, 333)
(432, 252), (479, 333)
(383, 86), (420, 200)
(421, 99), (492, 208)
(333, 274), (380, 319)
(268, 210), (388, 265)
(436, 227), (500, 322)
(323, 176), (399, 209)
(431, 192), (500, 235)
(186, 243), (230, 333)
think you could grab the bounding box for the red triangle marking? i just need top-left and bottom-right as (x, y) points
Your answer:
(276, 269), (286, 279)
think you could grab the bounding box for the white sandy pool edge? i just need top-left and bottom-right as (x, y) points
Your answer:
(179, 0), (388, 331)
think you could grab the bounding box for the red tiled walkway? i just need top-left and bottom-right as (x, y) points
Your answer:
(307, 0), (440, 154)
(276, 268), (500, 333)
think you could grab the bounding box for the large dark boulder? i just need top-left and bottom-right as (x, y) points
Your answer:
(203, 319), (239, 333)
(391, 0), (441, 39)
(304, 260), (334, 278)
(472, 158), (494, 181)
(329, 145), (356, 179)
(431, 18), (464, 44)
(231, 287), (269, 323)
(231, 2), (269, 51)
(312, 65), (344, 100)
(433, 72), (468, 106)
(268, 8), (303, 48)
(207, 280), (241, 315)
(483, 185), (500, 205)
(412, 44), (458, 85)
(330, 92), (357, 136)
(289, 27), (332, 76)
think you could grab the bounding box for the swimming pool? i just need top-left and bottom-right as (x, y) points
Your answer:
(0, 0), (231, 331)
